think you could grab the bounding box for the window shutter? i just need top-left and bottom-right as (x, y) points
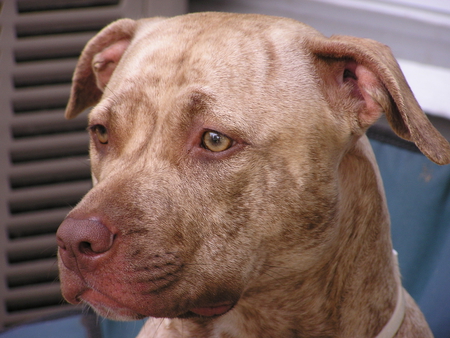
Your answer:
(0, 0), (186, 329)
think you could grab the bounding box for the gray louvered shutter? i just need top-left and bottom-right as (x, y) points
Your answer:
(0, 0), (186, 329)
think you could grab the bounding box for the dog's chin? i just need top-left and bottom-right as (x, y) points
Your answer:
(80, 290), (147, 321)
(89, 303), (146, 321)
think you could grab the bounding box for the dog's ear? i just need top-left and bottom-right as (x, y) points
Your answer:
(65, 18), (137, 119)
(305, 35), (450, 165)
(66, 17), (168, 119)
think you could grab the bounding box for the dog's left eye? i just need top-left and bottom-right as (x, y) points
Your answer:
(201, 131), (232, 152)
(90, 124), (109, 145)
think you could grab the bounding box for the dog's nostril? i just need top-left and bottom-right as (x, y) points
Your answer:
(78, 235), (114, 256)
(79, 241), (95, 255)
(57, 217), (115, 260)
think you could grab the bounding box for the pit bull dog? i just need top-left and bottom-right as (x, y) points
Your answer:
(56, 12), (450, 337)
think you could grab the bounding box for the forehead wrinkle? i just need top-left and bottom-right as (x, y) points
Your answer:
(89, 99), (113, 125)
(181, 89), (215, 119)
(118, 91), (157, 139)
(164, 89), (221, 139)
(169, 88), (253, 145)
(90, 86), (130, 128)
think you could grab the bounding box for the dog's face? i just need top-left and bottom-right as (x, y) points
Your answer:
(57, 13), (450, 321)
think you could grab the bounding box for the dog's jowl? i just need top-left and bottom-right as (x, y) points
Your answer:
(56, 12), (449, 338)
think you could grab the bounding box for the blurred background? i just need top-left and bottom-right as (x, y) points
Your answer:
(0, 0), (449, 337)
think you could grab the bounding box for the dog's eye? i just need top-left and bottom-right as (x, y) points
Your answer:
(201, 131), (232, 152)
(90, 124), (109, 144)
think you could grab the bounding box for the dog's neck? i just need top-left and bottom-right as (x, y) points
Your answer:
(328, 136), (401, 337)
(375, 251), (406, 338)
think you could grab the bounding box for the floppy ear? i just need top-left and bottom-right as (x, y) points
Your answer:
(305, 35), (450, 165)
(65, 18), (138, 119)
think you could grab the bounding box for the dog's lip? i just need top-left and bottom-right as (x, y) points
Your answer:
(188, 302), (235, 317)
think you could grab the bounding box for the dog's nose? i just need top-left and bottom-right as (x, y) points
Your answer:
(56, 218), (115, 272)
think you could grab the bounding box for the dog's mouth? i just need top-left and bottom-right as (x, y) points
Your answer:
(77, 282), (237, 320)
(188, 302), (235, 317)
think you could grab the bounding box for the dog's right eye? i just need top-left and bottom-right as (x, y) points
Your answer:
(90, 125), (109, 144)
(201, 130), (232, 152)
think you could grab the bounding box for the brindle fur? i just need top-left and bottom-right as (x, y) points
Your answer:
(58, 12), (449, 338)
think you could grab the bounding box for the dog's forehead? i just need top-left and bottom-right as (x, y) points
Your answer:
(107, 13), (321, 117)
(123, 14), (316, 87)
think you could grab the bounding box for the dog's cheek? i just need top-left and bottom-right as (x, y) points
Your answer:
(178, 155), (329, 279)
(151, 163), (262, 283)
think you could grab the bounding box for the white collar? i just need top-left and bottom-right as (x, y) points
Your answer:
(374, 250), (406, 338)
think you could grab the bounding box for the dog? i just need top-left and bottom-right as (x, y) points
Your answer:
(56, 12), (450, 337)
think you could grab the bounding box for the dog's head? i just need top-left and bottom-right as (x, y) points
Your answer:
(57, 12), (450, 321)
